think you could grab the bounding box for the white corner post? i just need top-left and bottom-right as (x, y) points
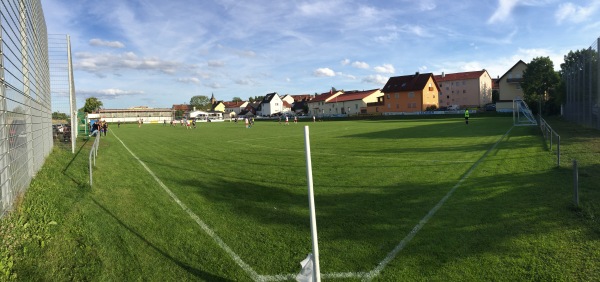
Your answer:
(304, 126), (321, 282)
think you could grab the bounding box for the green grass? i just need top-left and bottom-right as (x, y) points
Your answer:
(1, 115), (599, 281)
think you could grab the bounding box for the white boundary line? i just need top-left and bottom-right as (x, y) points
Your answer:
(113, 126), (513, 281)
(363, 125), (514, 281)
(112, 132), (262, 281)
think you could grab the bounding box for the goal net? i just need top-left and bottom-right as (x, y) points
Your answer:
(513, 98), (537, 126)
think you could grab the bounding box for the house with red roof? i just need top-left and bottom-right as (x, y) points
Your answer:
(325, 89), (383, 115)
(382, 72), (440, 113)
(223, 101), (248, 117)
(434, 70), (493, 108)
(307, 90), (343, 116)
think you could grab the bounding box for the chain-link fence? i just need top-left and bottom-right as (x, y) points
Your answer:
(49, 34), (77, 153)
(1, 0), (52, 216)
(563, 37), (600, 129)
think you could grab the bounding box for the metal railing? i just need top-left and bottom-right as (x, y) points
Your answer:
(88, 134), (101, 187)
(539, 116), (561, 167)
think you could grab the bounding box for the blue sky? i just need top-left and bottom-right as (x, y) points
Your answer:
(42, 0), (600, 109)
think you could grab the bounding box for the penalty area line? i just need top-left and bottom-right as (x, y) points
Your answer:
(363, 126), (515, 281)
(112, 132), (262, 281)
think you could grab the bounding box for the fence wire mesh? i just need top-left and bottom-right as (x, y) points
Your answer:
(49, 34), (76, 152)
(1, 0), (53, 216)
(563, 37), (600, 129)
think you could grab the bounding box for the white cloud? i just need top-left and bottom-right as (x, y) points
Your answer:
(336, 72), (357, 80)
(341, 59), (351, 65)
(351, 61), (370, 69)
(362, 74), (388, 85)
(313, 68), (336, 77)
(419, 65), (428, 71)
(488, 0), (555, 24)
(177, 77), (200, 84)
(488, 0), (519, 23)
(207, 60), (225, 67)
(374, 64), (395, 74)
(298, 1), (342, 16)
(206, 82), (222, 89)
(78, 88), (143, 99)
(89, 38), (125, 48)
(555, 2), (600, 24)
(418, 0), (437, 11)
(75, 52), (182, 75)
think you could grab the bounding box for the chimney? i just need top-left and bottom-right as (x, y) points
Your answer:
(415, 71), (419, 75)
(442, 72), (445, 78)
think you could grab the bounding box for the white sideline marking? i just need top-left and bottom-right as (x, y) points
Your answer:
(363, 126), (514, 281)
(112, 133), (262, 281)
(113, 126), (513, 281)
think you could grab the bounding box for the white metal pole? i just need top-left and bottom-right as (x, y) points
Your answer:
(304, 126), (321, 282)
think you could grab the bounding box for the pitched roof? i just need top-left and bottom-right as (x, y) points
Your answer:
(283, 101), (292, 108)
(290, 94), (314, 101)
(434, 70), (488, 82)
(498, 60), (527, 81)
(223, 101), (246, 108)
(261, 92), (278, 103)
(383, 73), (435, 92)
(311, 91), (341, 102)
(172, 104), (190, 111)
(326, 89), (381, 103)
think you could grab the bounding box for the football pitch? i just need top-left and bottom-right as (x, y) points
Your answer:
(88, 116), (594, 281)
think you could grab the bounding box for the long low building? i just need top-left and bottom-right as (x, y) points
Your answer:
(94, 107), (173, 123)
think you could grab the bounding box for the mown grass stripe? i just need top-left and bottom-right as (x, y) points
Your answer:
(112, 132), (262, 281)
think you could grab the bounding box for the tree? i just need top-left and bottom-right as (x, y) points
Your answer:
(80, 97), (103, 113)
(190, 95), (210, 110)
(492, 89), (500, 103)
(560, 48), (598, 106)
(52, 111), (68, 120)
(521, 56), (560, 115)
(232, 97), (242, 102)
(175, 110), (184, 119)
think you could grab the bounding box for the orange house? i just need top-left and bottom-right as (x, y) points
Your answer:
(381, 72), (440, 113)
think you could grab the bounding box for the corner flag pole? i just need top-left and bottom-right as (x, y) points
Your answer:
(304, 126), (321, 282)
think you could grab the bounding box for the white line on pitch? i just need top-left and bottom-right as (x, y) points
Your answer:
(362, 126), (514, 281)
(112, 132), (262, 281)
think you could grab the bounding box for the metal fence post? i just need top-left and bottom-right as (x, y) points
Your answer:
(557, 135), (560, 167)
(573, 160), (579, 207)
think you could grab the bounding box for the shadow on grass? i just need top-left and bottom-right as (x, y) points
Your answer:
(91, 198), (235, 281)
(61, 138), (91, 188)
(160, 139), (600, 274)
(339, 117), (516, 140)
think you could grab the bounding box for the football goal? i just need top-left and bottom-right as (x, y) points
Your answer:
(513, 98), (537, 126)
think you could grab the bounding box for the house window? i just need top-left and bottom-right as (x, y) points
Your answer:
(408, 92), (415, 98)
(462, 81), (466, 85)
(447, 95), (449, 99)
(355, 104), (358, 109)
(395, 93), (399, 99)
(387, 94), (390, 99)
(387, 103), (391, 108)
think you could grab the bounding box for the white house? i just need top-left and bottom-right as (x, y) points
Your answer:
(258, 92), (284, 116)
